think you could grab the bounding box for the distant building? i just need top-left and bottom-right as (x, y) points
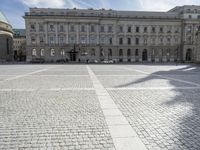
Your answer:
(24, 5), (200, 63)
(0, 11), (13, 62)
(13, 29), (26, 61)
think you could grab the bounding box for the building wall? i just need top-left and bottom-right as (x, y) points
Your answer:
(0, 33), (13, 61)
(24, 6), (200, 63)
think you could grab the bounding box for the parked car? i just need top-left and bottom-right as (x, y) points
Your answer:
(31, 58), (45, 63)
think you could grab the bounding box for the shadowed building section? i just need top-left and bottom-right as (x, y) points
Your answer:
(0, 11), (13, 62)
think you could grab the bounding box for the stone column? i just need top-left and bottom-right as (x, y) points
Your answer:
(114, 22), (117, 46)
(55, 23), (58, 44)
(87, 24), (89, 44)
(66, 23), (69, 44)
(76, 24), (79, 44)
(45, 23), (48, 44)
(97, 24), (99, 45)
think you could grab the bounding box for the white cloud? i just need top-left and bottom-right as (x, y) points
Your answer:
(20, 0), (86, 8)
(21, 0), (66, 8)
(138, 0), (199, 11)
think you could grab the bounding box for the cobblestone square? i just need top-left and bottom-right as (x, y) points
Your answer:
(0, 64), (200, 150)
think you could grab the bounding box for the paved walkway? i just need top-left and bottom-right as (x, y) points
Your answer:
(0, 64), (200, 150)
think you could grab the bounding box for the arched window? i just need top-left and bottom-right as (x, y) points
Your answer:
(91, 49), (95, 56)
(32, 49), (37, 56)
(127, 49), (131, 56)
(51, 49), (55, 56)
(142, 49), (148, 61)
(100, 48), (104, 57)
(119, 49), (123, 56)
(40, 49), (44, 56)
(108, 49), (112, 56)
(61, 49), (65, 56)
(135, 49), (139, 56)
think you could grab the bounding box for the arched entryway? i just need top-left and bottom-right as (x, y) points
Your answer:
(142, 49), (148, 61)
(119, 49), (123, 62)
(186, 49), (192, 61)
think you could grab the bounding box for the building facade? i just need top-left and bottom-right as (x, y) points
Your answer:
(24, 5), (200, 63)
(13, 29), (26, 61)
(0, 11), (13, 62)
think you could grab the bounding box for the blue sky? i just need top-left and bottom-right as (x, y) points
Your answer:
(0, 0), (199, 29)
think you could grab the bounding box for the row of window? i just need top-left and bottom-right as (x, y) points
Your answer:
(30, 24), (180, 34)
(32, 48), (173, 57)
(31, 36), (178, 45)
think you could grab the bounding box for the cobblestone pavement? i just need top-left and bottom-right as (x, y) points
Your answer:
(0, 64), (200, 149)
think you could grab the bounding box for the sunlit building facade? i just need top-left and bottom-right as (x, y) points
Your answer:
(24, 5), (200, 63)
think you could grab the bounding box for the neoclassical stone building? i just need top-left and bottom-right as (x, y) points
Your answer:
(0, 11), (13, 62)
(24, 5), (200, 63)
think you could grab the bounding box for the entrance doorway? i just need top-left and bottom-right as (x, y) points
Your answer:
(142, 49), (148, 61)
(69, 52), (77, 61)
(186, 49), (192, 61)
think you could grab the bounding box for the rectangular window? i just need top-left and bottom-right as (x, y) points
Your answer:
(31, 37), (36, 44)
(135, 38), (139, 45)
(119, 38), (123, 45)
(127, 26), (131, 33)
(59, 36), (64, 44)
(128, 38), (131, 45)
(50, 25), (54, 31)
(60, 25), (64, 32)
(39, 36), (44, 43)
(70, 26), (75, 32)
(119, 26), (123, 33)
(91, 25), (95, 32)
(100, 26), (104, 32)
(160, 27), (163, 33)
(30, 24), (35, 31)
(108, 26), (113, 33)
(136, 26), (140, 33)
(39, 25), (44, 32)
(49, 37), (54, 44)
(109, 38), (112, 45)
(81, 37), (86, 44)
(152, 27), (156, 33)
(144, 27), (147, 33)
(81, 25), (85, 32)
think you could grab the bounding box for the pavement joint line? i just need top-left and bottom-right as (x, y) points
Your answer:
(106, 87), (200, 90)
(0, 88), (94, 92)
(3, 68), (53, 81)
(24, 75), (89, 77)
(87, 65), (147, 150)
(118, 66), (200, 87)
(96, 75), (149, 76)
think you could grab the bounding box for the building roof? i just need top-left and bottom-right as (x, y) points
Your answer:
(0, 11), (9, 24)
